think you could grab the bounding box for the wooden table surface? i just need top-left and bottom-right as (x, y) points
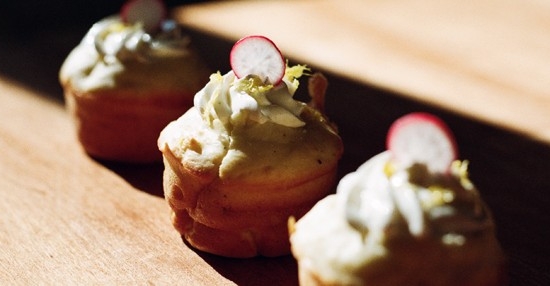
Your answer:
(1, 0), (549, 285)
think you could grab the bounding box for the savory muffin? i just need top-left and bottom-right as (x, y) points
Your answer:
(290, 113), (505, 285)
(158, 35), (343, 257)
(59, 0), (210, 162)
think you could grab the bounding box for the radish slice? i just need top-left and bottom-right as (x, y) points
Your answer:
(386, 112), (458, 173)
(121, 0), (166, 32)
(230, 35), (285, 85)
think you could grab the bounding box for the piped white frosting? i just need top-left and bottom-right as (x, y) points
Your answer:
(193, 68), (308, 130)
(60, 16), (203, 93)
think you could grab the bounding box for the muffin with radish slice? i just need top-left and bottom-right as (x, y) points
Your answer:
(59, 0), (210, 163)
(158, 35), (343, 258)
(290, 113), (506, 285)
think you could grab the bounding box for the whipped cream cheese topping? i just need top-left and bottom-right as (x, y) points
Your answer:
(60, 16), (199, 92)
(342, 151), (489, 243)
(91, 16), (191, 64)
(193, 66), (308, 130)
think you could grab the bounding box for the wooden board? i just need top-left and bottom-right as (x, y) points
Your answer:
(175, 0), (550, 144)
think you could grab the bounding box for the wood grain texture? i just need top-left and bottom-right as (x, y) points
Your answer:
(174, 0), (550, 144)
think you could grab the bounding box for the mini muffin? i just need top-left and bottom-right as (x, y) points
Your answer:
(290, 113), (506, 285)
(158, 35), (343, 257)
(59, 0), (210, 163)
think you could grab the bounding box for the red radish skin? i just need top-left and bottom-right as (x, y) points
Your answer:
(121, 0), (166, 32)
(230, 35), (286, 85)
(386, 112), (458, 173)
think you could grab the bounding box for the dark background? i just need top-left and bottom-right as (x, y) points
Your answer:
(0, 1), (205, 32)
